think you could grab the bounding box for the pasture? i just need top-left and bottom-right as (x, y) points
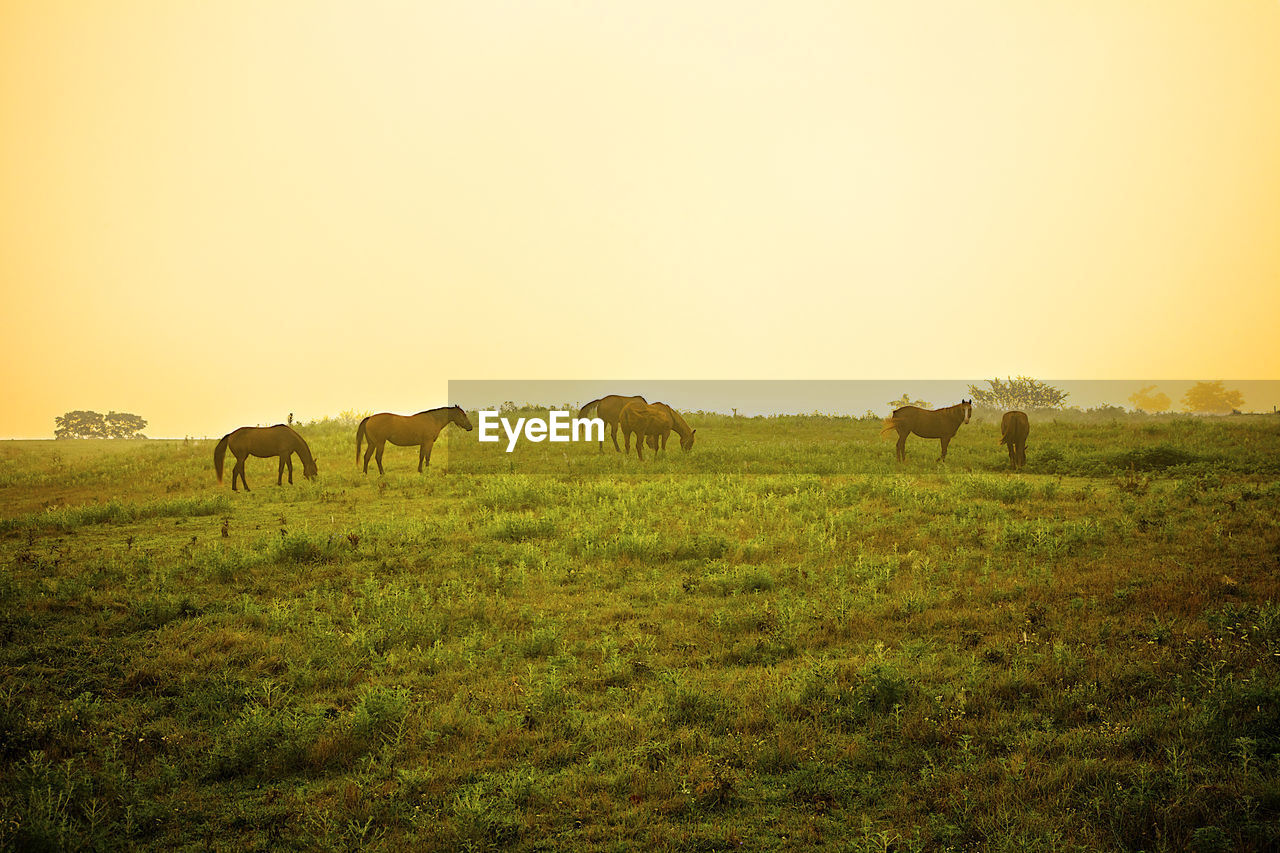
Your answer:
(1, 411), (1278, 851)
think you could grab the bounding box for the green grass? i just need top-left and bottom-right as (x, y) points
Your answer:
(1, 412), (1279, 851)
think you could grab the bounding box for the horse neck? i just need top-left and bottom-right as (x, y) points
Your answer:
(290, 432), (314, 463)
(657, 404), (691, 439)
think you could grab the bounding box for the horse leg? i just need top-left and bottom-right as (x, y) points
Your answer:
(234, 455), (249, 492)
(277, 456), (286, 485)
(419, 439), (436, 472)
(1008, 443), (1017, 468)
(286, 454), (294, 484)
(939, 436), (951, 462)
(611, 423), (621, 453)
(375, 443), (386, 475)
(895, 431), (908, 462)
(362, 442), (376, 474)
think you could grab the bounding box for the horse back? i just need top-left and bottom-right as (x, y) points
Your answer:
(230, 424), (299, 457)
(601, 395), (647, 426)
(896, 407), (961, 439)
(1001, 411), (1030, 444)
(363, 412), (437, 445)
(620, 400), (670, 433)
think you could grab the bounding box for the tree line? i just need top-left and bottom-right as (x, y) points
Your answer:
(890, 378), (1246, 414)
(55, 411), (148, 440)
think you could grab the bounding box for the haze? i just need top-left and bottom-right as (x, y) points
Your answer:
(2, 1), (1278, 437)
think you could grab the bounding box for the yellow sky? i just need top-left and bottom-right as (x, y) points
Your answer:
(2, 1), (1278, 437)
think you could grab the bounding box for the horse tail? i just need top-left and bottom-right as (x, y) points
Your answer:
(214, 434), (230, 483)
(579, 398), (602, 418)
(356, 417), (369, 464)
(879, 417), (901, 439)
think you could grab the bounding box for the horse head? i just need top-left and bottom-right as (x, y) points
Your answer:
(961, 400), (972, 424)
(451, 405), (475, 431)
(303, 457), (319, 480)
(680, 428), (696, 452)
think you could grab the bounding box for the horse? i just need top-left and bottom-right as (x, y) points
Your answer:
(879, 400), (972, 462)
(579, 395), (646, 452)
(652, 402), (696, 451)
(213, 424), (318, 492)
(1000, 410), (1030, 469)
(618, 400), (675, 461)
(356, 406), (473, 474)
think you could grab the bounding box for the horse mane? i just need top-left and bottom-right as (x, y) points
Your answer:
(652, 402), (692, 438)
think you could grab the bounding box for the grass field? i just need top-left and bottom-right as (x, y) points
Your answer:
(2, 411), (1279, 851)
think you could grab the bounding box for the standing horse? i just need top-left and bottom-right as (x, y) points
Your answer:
(619, 400), (675, 461)
(879, 400), (972, 462)
(579, 395), (646, 452)
(1000, 410), (1030, 469)
(356, 406), (473, 474)
(214, 425), (318, 492)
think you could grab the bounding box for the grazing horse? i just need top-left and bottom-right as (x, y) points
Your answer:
(214, 425), (318, 492)
(356, 406), (473, 474)
(619, 400), (676, 460)
(579, 395), (647, 452)
(879, 400), (972, 462)
(1000, 410), (1030, 469)
(652, 402), (696, 451)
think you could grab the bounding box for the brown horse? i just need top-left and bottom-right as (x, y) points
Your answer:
(1000, 410), (1030, 469)
(214, 425), (318, 491)
(356, 406), (473, 474)
(879, 400), (972, 462)
(619, 400), (675, 460)
(652, 402), (696, 451)
(579, 395), (646, 452)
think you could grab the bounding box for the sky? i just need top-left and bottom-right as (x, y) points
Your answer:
(2, 1), (1278, 437)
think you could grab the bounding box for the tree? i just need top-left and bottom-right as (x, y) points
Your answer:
(55, 410), (107, 439)
(888, 394), (932, 410)
(54, 410), (148, 439)
(1128, 385), (1170, 413)
(1181, 381), (1244, 414)
(966, 376), (1069, 410)
(105, 411), (148, 439)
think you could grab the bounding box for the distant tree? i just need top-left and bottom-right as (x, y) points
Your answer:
(1181, 381), (1244, 414)
(966, 376), (1068, 410)
(55, 410), (107, 439)
(55, 410), (148, 439)
(105, 411), (148, 439)
(1128, 385), (1171, 413)
(888, 394), (932, 410)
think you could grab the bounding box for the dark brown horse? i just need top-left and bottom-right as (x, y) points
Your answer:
(579, 395), (646, 452)
(619, 400), (675, 460)
(1000, 410), (1030, 469)
(214, 425), (318, 491)
(356, 406), (473, 474)
(880, 400), (972, 462)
